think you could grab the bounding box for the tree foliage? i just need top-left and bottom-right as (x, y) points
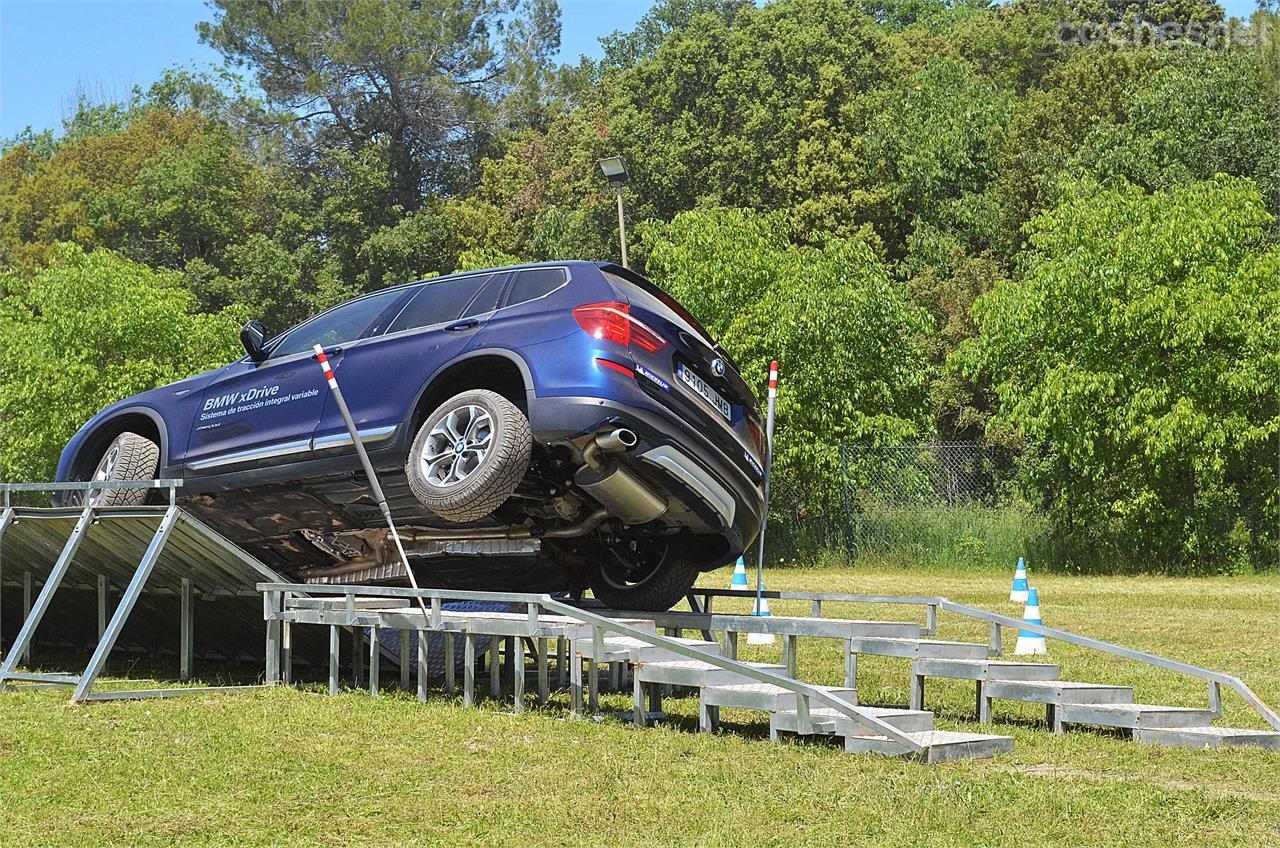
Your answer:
(199, 0), (562, 206)
(958, 176), (1279, 573)
(2, 0), (1278, 571)
(641, 209), (933, 520)
(0, 245), (245, 481)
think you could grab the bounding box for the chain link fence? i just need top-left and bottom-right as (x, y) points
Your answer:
(765, 442), (1038, 570)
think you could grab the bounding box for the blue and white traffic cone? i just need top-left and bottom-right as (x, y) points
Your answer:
(1009, 557), (1029, 602)
(746, 576), (775, 645)
(1013, 587), (1048, 655)
(730, 557), (749, 591)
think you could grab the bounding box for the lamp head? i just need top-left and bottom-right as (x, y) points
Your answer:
(598, 155), (628, 186)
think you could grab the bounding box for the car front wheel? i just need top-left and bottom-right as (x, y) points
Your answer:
(81, 432), (160, 507)
(405, 389), (532, 524)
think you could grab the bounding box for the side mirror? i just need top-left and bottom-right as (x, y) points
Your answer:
(240, 320), (269, 362)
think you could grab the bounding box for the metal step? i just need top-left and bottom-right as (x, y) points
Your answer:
(914, 658), (1060, 682)
(575, 635), (720, 663)
(1058, 703), (1217, 731)
(634, 659), (788, 688)
(1134, 726), (1280, 750)
(702, 682), (857, 713)
(985, 680), (1134, 705)
(771, 705), (934, 737)
(849, 637), (989, 660)
(843, 730), (1014, 763)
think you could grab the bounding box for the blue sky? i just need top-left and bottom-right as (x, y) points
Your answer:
(0, 0), (651, 137)
(0, 0), (1266, 138)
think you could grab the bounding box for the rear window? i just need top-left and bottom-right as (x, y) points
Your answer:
(386, 273), (508, 334)
(504, 267), (567, 308)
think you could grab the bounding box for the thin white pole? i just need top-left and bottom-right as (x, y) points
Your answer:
(313, 346), (431, 625)
(615, 185), (628, 268)
(754, 360), (778, 614)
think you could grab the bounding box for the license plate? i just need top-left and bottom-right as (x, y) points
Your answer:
(676, 363), (732, 421)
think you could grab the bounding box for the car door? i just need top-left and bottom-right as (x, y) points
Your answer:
(185, 287), (409, 475)
(311, 272), (512, 453)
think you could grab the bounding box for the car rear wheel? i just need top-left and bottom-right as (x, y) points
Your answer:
(406, 389), (531, 524)
(83, 432), (160, 507)
(586, 538), (700, 611)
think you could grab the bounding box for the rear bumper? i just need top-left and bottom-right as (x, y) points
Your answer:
(526, 393), (764, 566)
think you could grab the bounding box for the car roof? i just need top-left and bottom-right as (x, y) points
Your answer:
(392, 259), (600, 292)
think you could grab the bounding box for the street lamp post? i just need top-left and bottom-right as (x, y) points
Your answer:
(598, 155), (629, 268)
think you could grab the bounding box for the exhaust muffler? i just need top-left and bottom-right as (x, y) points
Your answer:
(575, 429), (668, 526)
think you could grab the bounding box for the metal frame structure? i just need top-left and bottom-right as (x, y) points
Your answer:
(259, 582), (931, 753)
(3, 478), (1271, 742)
(0, 480), (281, 701)
(682, 587), (1280, 732)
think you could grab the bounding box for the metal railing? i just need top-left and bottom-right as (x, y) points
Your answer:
(0, 479), (184, 507)
(688, 587), (944, 635)
(690, 587), (1279, 731)
(938, 600), (1280, 731)
(258, 582), (928, 753)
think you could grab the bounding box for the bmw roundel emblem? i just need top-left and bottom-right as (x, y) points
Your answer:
(711, 358), (726, 377)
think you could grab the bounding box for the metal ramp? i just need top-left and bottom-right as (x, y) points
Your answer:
(0, 481), (287, 701)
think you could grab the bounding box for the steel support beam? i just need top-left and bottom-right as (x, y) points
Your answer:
(537, 638), (549, 705)
(180, 577), (194, 682)
(0, 507), (12, 662)
(328, 625), (340, 695)
(97, 575), (109, 641)
(71, 507), (180, 702)
(265, 591), (281, 684)
(0, 505), (94, 688)
(368, 626), (380, 696)
(416, 630), (428, 701)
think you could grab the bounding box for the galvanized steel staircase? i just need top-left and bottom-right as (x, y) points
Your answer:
(846, 632), (1280, 751)
(572, 630), (1015, 762)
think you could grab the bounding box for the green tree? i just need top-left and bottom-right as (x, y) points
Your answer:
(0, 245), (245, 481)
(604, 0), (894, 226)
(1074, 49), (1280, 218)
(199, 0), (562, 206)
(958, 176), (1279, 573)
(863, 58), (1014, 275)
(641, 208), (934, 527)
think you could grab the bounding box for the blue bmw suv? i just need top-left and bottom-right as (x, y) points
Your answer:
(56, 262), (766, 610)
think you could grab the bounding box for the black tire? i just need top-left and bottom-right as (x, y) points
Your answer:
(586, 543), (700, 611)
(405, 389), (531, 524)
(85, 432), (159, 507)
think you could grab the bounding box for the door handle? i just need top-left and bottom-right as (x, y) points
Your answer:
(447, 319), (480, 333)
(310, 345), (344, 359)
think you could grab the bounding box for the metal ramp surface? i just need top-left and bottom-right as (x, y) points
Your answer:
(0, 481), (288, 700)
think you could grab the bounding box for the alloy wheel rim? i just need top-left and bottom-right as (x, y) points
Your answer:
(89, 446), (119, 507)
(421, 404), (493, 488)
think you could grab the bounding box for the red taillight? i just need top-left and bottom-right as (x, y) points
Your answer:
(572, 302), (666, 352)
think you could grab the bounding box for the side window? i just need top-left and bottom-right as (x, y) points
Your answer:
(270, 289), (404, 359)
(385, 273), (508, 334)
(504, 268), (567, 308)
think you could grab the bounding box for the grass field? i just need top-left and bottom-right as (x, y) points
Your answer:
(1, 566), (1277, 846)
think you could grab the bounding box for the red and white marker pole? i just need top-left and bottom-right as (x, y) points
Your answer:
(313, 345), (429, 621)
(754, 360), (778, 614)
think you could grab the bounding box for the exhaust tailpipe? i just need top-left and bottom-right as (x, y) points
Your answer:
(576, 429), (667, 526)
